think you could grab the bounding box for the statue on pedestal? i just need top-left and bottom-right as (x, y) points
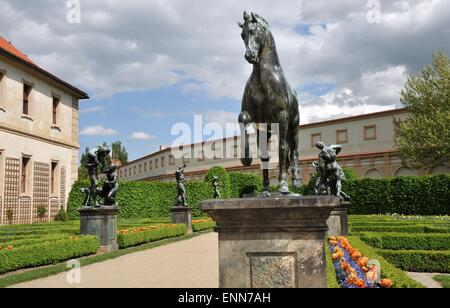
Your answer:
(238, 11), (302, 196)
(174, 164), (188, 207)
(212, 176), (221, 199)
(312, 142), (350, 201)
(81, 145), (119, 207)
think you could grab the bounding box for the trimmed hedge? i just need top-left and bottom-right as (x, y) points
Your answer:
(0, 234), (75, 249)
(229, 172), (263, 198)
(360, 233), (450, 250)
(350, 225), (450, 234)
(377, 249), (450, 273)
(342, 174), (450, 215)
(205, 166), (231, 198)
(192, 220), (216, 232)
(117, 224), (187, 249)
(325, 240), (341, 288)
(348, 236), (425, 288)
(0, 236), (99, 274)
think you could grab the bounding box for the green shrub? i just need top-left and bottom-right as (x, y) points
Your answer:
(229, 172), (262, 198)
(117, 224), (187, 249)
(350, 225), (450, 234)
(433, 275), (450, 288)
(5, 209), (14, 225)
(192, 220), (216, 232)
(342, 174), (450, 215)
(204, 166), (231, 198)
(325, 241), (340, 288)
(348, 236), (425, 288)
(37, 206), (47, 221)
(377, 249), (450, 273)
(54, 209), (69, 222)
(304, 168), (357, 195)
(360, 233), (450, 250)
(0, 236), (99, 274)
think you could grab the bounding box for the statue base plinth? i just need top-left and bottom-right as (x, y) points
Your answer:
(171, 206), (193, 234)
(78, 206), (119, 252)
(200, 196), (339, 288)
(326, 201), (350, 237)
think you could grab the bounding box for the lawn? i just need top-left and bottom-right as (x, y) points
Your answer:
(433, 275), (450, 288)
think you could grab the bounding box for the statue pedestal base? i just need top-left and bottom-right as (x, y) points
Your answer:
(171, 206), (193, 234)
(200, 196), (339, 288)
(326, 201), (350, 237)
(78, 206), (119, 252)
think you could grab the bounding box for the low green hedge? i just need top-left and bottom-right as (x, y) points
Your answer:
(0, 236), (99, 275)
(192, 220), (216, 232)
(361, 233), (450, 250)
(229, 172), (263, 198)
(377, 249), (450, 273)
(325, 241), (340, 288)
(117, 224), (187, 249)
(348, 236), (425, 288)
(350, 225), (450, 234)
(0, 234), (76, 249)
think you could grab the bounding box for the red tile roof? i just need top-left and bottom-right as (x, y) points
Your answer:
(0, 35), (89, 99)
(0, 36), (35, 64)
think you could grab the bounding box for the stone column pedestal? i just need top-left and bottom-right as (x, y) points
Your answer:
(171, 206), (193, 234)
(326, 201), (350, 237)
(78, 206), (119, 252)
(200, 196), (339, 288)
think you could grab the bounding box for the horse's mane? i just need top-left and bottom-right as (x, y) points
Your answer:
(253, 13), (270, 30)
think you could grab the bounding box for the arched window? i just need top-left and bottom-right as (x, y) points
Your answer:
(363, 168), (384, 179)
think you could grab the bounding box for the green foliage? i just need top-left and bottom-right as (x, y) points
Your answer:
(395, 51), (450, 168)
(0, 234), (76, 249)
(342, 174), (450, 215)
(360, 233), (450, 250)
(304, 168), (357, 195)
(68, 179), (215, 220)
(192, 220), (216, 232)
(378, 249), (450, 273)
(0, 236), (99, 275)
(325, 241), (341, 288)
(229, 172), (263, 198)
(6, 209), (14, 225)
(54, 209), (69, 222)
(117, 224), (187, 249)
(204, 166), (231, 198)
(434, 275), (450, 288)
(350, 225), (450, 234)
(348, 236), (425, 288)
(111, 141), (129, 165)
(37, 206), (47, 220)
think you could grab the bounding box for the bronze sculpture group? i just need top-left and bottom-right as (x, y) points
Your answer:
(174, 164), (189, 207)
(82, 145), (119, 207)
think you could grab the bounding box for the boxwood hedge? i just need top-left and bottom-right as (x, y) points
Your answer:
(360, 233), (450, 250)
(117, 224), (187, 249)
(377, 249), (450, 273)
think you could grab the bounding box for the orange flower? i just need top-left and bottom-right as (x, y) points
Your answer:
(7, 245), (13, 251)
(332, 253), (340, 261)
(380, 279), (393, 288)
(351, 251), (362, 261)
(353, 279), (366, 288)
(357, 257), (369, 268)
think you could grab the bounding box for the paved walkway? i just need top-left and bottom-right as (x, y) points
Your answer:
(10, 233), (219, 288)
(407, 272), (449, 288)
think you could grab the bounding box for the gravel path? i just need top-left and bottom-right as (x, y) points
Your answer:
(407, 272), (449, 288)
(9, 233), (219, 288)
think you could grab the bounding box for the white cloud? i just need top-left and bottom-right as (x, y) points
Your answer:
(80, 105), (105, 113)
(129, 132), (157, 141)
(80, 125), (119, 136)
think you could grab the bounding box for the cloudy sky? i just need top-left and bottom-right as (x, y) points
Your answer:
(1, 0), (449, 161)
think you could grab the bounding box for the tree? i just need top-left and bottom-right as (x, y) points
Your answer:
(394, 51), (450, 169)
(111, 141), (129, 165)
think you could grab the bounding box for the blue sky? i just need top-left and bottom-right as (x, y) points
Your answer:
(1, 0), (448, 162)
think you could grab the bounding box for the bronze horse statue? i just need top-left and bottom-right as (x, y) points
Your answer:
(238, 12), (301, 196)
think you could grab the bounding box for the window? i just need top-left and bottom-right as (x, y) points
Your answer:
(336, 129), (348, 144)
(234, 144), (238, 158)
(21, 157), (30, 194)
(311, 133), (322, 148)
(161, 157), (165, 167)
(129, 168), (131, 176)
(23, 83), (32, 115)
(364, 125), (377, 141)
(52, 97), (60, 125)
(124, 169), (127, 177)
(139, 164), (142, 173)
(0, 72), (5, 110)
(150, 161), (153, 170)
(144, 162), (147, 172)
(51, 162), (58, 195)
(134, 166), (136, 175)
(155, 159), (159, 169)
(169, 155), (175, 166)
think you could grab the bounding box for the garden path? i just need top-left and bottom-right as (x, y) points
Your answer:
(407, 272), (447, 288)
(9, 232), (219, 288)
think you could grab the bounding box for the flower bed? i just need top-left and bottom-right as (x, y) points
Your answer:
(329, 236), (393, 288)
(117, 224), (187, 249)
(192, 218), (216, 232)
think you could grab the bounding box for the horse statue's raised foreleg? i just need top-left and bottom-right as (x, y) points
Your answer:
(278, 110), (290, 194)
(239, 111), (253, 167)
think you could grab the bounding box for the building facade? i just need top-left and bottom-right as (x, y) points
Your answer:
(0, 37), (88, 225)
(119, 108), (449, 184)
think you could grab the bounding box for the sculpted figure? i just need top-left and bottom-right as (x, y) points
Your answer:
(174, 164), (188, 207)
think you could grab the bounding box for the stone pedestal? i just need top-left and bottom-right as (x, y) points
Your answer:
(171, 206), (193, 234)
(78, 206), (119, 252)
(200, 196), (339, 288)
(326, 201), (350, 237)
